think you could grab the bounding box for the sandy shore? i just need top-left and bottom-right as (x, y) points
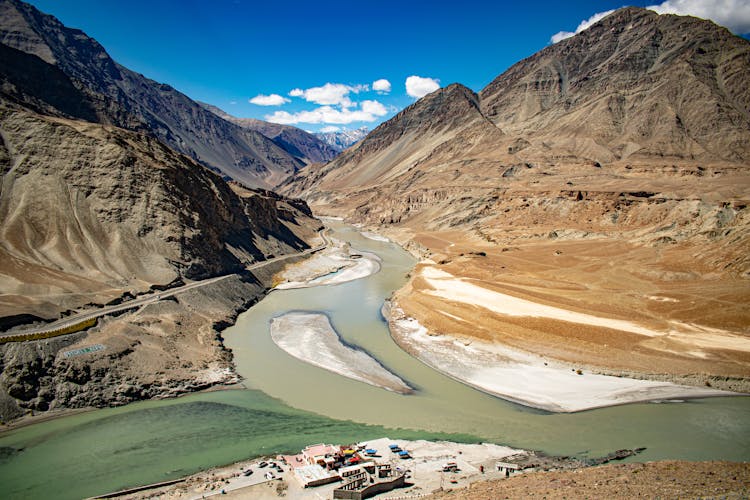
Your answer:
(270, 312), (413, 394)
(387, 302), (732, 413)
(102, 438), (528, 499)
(274, 238), (381, 289)
(361, 231), (391, 242)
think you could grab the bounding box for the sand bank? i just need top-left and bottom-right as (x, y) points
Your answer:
(387, 303), (731, 412)
(361, 231), (391, 242)
(275, 239), (381, 289)
(270, 312), (412, 394)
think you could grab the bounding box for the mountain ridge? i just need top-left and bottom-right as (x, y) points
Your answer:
(0, 0), (303, 189)
(314, 126), (369, 152)
(199, 102), (339, 164)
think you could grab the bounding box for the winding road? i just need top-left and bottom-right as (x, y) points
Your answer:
(1, 229), (330, 342)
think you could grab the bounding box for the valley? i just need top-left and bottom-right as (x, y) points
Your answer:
(0, 1), (749, 498)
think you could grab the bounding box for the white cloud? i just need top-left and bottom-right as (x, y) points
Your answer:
(286, 82), (368, 108)
(647, 0), (750, 34)
(265, 99), (388, 125)
(551, 0), (750, 44)
(319, 125), (340, 133)
(248, 93), (290, 106)
(372, 78), (392, 94)
(360, 99), (387, 115)
(550, 9), (615, 43)
(405, 75), (440, 98)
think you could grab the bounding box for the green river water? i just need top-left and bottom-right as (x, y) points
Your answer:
(1, 221), (748, 499)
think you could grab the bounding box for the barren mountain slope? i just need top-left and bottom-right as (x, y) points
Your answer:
(0, 0), (303, 189)
(480, 7), (750, 164)
(283, 8), (750, 387)
(0, 107), (317, 322)
(0, 106), (322, 422)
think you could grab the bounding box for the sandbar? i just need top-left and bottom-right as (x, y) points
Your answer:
(270, 312), (413, 394)
(421, 266), (750, 352)
(275, 239), (381, 289)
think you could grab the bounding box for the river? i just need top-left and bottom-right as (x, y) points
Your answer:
(1, 221), (748, 499)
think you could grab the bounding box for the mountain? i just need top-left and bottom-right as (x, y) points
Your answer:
(200, 102), (339, 164)
(283, 8), (750, 385)
(315, 126), (369, 152)
(0, 0), (324, 419)
(0, 105), (319, 319)
(0, 0), (303, 189)
(479, 6), (750, 163)
(285, 7), (750, 250)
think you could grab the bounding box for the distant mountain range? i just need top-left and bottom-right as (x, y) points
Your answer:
(315, 127), (369, 152)
(199, 102), (340, 164)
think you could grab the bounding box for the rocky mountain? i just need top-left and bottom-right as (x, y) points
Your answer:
(0, 0), (304, 189)
(0, 106), (318, 320)
(0, 0), (326, 420)
(200, 102), (339, 164)
(315, 126), (369, 152)
(479, 7), (750, 164)
(282, 7), (750, 389)
(0, 104), (322, 420)
(284, 8), (750, 272)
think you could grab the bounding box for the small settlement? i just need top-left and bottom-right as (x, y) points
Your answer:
(280, 441), (410, 499)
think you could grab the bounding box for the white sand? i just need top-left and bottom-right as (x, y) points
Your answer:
(361, 231), (391, 242)
(389, 305), (731, 412)
(421, 266), (750, 353)
(275, 240), (381, 289)
(270, 312), (412, 394)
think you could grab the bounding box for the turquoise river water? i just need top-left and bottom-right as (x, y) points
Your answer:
(1, 221), (748, 499)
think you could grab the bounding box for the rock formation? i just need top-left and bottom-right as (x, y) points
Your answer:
(0, 0), (324, 422)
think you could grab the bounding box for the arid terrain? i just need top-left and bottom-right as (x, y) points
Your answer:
(428, 460), (750, 500)
(285, 8), (750, 398)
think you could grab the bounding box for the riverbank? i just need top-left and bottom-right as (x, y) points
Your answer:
(270, 312), (413, 394)
(0, 248), (318, 429)
(386, 299), (735, 413)
(99, 436), (647, 499)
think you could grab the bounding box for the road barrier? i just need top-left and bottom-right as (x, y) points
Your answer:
(0, 317), (98, 344)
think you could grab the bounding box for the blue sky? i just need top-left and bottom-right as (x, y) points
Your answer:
(27, 0), (750, 133)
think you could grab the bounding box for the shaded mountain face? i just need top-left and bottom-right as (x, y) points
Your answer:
(200, 103), (339, 164)
(314, 126), (369, 152)
(0, 107), (319, 320)
(283, 7), (750, 274)
(0, 0), (303, 189)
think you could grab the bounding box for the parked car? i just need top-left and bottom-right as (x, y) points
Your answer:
(259, 461), (268, 468)
(243, 469), (253, 477)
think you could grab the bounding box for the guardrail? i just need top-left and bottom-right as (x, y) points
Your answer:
(0, 317), (98, 344)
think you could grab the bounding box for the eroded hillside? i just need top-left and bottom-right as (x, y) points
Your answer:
(283, 8), (750, 388)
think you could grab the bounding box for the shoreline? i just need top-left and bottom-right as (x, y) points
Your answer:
(93, 436), (651, 499)
(384, 300), (737, 413)
(0, 381), (247, 435)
